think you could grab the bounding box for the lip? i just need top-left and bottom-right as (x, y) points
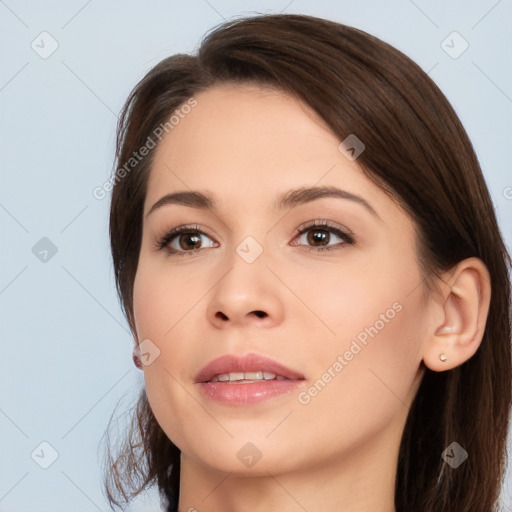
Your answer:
(195, 353), (305, 405)
(195, 353), (304, 383)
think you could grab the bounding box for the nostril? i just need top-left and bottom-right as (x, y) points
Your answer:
(214, 310), (267, 321)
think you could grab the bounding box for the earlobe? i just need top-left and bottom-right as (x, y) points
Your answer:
(133, 344), (143, 370)
(422, 257), (491, 372)
(131, 322), (143, 370)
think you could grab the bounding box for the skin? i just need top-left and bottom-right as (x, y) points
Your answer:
(132, 83), (491, 512)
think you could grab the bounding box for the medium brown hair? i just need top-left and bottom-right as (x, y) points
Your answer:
(103, 13), (512, 511)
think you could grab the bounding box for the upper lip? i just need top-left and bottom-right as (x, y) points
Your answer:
(194, 353), (305, 383)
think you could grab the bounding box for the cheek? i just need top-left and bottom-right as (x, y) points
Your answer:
(287, 246), (422, 355)
(292, 245), (425, 417)
(288, 297), (424, 470)
(132, 262), (192, 381)
(132, 263), (210, 450)
(132, 259), (207, 340)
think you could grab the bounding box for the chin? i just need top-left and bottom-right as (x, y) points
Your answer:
(178, 433), (299, 472)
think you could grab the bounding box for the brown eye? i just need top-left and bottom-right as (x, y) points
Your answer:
(305, 228), (330, 247)
(167, 231), (216, 253)
(156, 225), (218, 256)
(294, 221), (354, 251)
(176, 232), (203, 251)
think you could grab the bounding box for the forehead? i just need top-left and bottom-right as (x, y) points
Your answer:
(144, 84), (394, 221)
(150, 83), (338, 169)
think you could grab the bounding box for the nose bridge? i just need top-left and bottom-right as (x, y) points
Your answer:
(206, 232), (282, 326)
(220, 235), (269, 301)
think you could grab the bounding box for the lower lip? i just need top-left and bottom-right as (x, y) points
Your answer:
(198, 379), (302, 405)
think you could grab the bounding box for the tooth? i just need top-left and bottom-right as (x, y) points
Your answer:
(245, 371), (263, 380)
(213, 371), (283, 382)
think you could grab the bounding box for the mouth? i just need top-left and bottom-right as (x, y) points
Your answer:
(209, 371), (289, 383)
(195, 352), (304, 383)
(195, 353), (305, 405)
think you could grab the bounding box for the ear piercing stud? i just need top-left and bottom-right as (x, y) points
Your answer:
(133, 347), (143, 369)
(439, 353), (447, 362)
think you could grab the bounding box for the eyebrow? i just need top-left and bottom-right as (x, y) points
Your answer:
(146, 186), (381, 221)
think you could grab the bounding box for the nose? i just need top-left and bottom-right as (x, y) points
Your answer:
(206, 251), (285, 329)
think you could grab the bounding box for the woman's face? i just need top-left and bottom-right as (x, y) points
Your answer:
(133, 83), (430, 477)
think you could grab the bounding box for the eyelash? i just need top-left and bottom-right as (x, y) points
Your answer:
(154, 220), (356, 257)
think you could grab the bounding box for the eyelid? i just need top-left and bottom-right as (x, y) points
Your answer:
(153, 224), (217, 254)
(292, 219), (355, 240)
(290, 220), (356, 250)
(155, 219), (355, 256)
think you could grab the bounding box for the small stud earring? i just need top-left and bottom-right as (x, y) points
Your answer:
(439, 353), (447, 362)
(133, 346), (143, 369)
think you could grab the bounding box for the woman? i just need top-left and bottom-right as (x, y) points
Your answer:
(103, 13), (512, 512)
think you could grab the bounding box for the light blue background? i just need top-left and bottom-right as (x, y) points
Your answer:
(1, 1), (511, 511)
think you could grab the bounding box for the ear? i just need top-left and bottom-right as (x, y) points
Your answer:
(130, 320), (143, 370)
(422, 257), (491, 372)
